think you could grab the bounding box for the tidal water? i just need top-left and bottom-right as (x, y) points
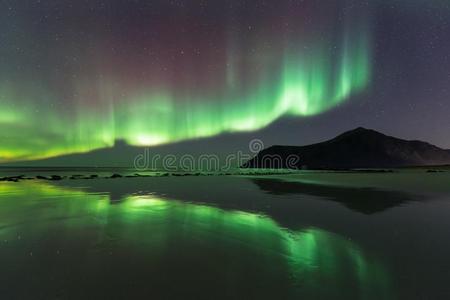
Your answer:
(0, 171), (449, 299)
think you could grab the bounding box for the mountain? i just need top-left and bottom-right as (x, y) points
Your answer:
(3, 127), (449, 169)
(242, 127), (450, 169)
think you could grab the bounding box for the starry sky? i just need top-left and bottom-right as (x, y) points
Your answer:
(0, 0), (449, 162)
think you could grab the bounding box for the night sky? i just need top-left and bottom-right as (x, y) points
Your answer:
(1, 0), (449, 162)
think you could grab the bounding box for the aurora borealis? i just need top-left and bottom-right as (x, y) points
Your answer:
(2, 1), (450, 296)
(1, 0), (449, 162)
(0, 1), (372, 161)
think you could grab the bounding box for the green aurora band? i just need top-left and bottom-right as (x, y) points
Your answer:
(0, 24), (370, 161)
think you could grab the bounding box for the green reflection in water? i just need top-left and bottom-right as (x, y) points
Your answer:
(0, 181), (392, 299)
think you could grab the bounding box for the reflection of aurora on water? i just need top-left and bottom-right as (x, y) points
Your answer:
(0, 181), (391, 298)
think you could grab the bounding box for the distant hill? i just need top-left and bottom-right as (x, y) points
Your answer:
(0, 133), (254, 168)
(242, 127), (450, 169)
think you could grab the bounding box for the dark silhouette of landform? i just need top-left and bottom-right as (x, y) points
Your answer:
(1, 127), (449, 183)
(242, 127), (450, 169)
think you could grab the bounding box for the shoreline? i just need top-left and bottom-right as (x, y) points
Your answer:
(0, 168), (447, 183)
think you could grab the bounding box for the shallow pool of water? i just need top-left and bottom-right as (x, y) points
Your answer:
(0, 172), (449, 299)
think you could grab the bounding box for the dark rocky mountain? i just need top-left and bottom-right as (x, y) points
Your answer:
(242, 127), (450, 169)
